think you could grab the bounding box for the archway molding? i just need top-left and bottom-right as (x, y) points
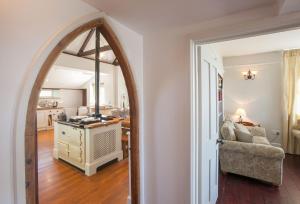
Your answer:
(24, 18), (140, 204)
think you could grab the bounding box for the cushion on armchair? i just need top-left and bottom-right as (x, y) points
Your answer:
(234, 123), (251, 134)
(234, 129), (253, 143)
(247, 126), (267, 137)
(253, 136), (270, 145)
(221, 121), (236, 141)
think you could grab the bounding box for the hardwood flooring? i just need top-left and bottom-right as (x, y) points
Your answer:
(39, 129), (300, 204)
(38, 130), (128, 204)
(217, 154), (300, 204)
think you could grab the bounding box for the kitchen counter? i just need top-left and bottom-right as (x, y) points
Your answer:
(84, 118), (121, 129)
(37, 107), (65, 131)
(56, 118), (121, 129)
(53, 118), (123, 176)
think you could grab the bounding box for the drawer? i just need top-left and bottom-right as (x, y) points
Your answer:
(58, 142), (68, 158)
(57, 125), (70, 142)
(69, 144), (84, 164)
(68, 127), (84, 146)
(57, 125), (84, 146)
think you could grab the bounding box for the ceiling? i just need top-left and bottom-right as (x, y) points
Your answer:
(210, 28), (300, 57)
(64, 29), (118, 65)
(43, 66), (95, 88)
(84, 0), (276, 33)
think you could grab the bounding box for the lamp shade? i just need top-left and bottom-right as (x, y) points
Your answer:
(236, 108), (246, 117)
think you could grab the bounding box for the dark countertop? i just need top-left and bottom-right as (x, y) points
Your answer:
(56, 118), (121, 129)
(56, 120), (85, 129)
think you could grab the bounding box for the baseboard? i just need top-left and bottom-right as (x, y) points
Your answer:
(127, 195), (132, 204)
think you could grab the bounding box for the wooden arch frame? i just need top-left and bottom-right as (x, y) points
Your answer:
(25, 18), (139, 204)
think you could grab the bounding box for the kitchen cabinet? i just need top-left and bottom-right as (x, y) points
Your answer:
(55, 123), (85, 169)
(37, 108), (64, 131)
(53, 120), (123, 176)
(37, 110), (48, 129)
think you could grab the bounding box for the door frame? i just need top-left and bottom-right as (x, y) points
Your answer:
(25, 18), (140, 204)
(190, 18), (300, 204)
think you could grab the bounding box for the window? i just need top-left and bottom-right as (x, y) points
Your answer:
(100, 87), (106, 105)
(39, 89), (60, 98)
(40, 89), (52, 98)
(296, 80), (300, 116)
(90, 83), (106, 106)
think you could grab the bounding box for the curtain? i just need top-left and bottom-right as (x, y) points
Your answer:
(282, 49), (300, 154)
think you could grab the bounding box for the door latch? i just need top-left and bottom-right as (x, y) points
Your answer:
(216, 138), (224, 145)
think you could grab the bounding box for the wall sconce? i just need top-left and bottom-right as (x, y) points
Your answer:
(242, 69), (256, 80)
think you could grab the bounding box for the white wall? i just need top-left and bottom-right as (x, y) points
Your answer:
(223, 51), (282, 143)
(79, 66), (129, 110)
(59, 89), (83, 108)
(2, 1), (300, 204)
(81, 72), (116, 106)
(143, 32), (190, 204)
(0, 1), (143, 203)
(0, 1), (97, 203)
(38, 89), (83, 108)
(60, 89), (83, 118)
(116, 66), (129, 108)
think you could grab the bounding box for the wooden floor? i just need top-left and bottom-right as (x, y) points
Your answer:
(217, 154), (300, 204)
(38, 130), (128, 204)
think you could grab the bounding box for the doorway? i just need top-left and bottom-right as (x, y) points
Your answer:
(25, 18), (139, 204)
(191, 25), (300, 204)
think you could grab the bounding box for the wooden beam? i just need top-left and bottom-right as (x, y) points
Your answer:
(95, 26), (101, 118)
(78, 45), (111, 57)
(82, 89), (87, 106)
(78, 28), (95, 55)
(112, 57), (119, 66)
(62, 51), (113, 65)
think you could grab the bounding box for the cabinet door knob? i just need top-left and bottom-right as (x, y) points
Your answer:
(62, 131), (65, 135)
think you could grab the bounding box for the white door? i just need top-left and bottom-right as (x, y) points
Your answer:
(199, 45), (220, 204)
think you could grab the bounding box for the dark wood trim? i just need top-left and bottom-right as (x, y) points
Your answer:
(62, 50), (113, 65)
(99, 20), (140, 204)
(78, 45), (111, 56)
(94, 27), (101, 117)
(78, 28), (95, 55)
(82, 89), (87, 106)
(112, 57), (119, 66)
(25, 18), (140, 204)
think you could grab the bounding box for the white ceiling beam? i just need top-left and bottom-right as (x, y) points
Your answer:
(277, 0), (300, 15)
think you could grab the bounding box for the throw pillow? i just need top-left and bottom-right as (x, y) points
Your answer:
(234, 123), (251, 134)
(248, 127), (266, 137)
(253, 136), (270, 145)
(221, 122), (236, 141)
(234, 129), (253, 143)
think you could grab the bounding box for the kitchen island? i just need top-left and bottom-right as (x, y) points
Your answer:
(53, 118), (123, 176)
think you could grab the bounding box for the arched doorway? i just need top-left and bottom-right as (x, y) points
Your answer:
(24, 18), (139, 204)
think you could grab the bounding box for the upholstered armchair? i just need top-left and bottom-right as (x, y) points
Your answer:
(219, 121), (285, 186)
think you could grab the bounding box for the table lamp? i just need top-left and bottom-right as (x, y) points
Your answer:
(236, 108), (246, 123)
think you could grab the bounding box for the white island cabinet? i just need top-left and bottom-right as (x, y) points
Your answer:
(53, 120), (123, 176)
